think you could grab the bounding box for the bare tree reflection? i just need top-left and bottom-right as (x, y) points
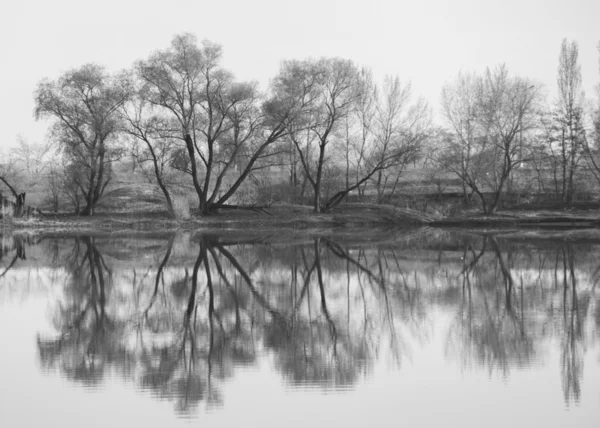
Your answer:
(31, 231), (600, 414)
(37, 236), (118, 385)
(557, 244), (587, 405)
(445, 235), (595, 406)
(447, 237), (535, 376)
(0, 234), (33, 280)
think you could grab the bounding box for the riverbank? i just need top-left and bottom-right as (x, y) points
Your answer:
(3, 203), (600, 235)
(1, 203), (434, 234)
(430, 209), (600, 229)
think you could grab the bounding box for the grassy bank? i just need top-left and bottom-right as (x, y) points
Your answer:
(5, 203), (600, 235)
(1, 203), (434, 234)
(7, 158), (600, 234)
(4, 165), (600, 234)
(429, 205), (600, 229)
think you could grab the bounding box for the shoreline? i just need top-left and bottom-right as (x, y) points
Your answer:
(3, 204), (600, 237)
(1, 203), (432, 233)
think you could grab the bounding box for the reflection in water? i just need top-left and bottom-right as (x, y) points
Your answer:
(444, 236), (593, 405)
(0, 234), (34, 278)
(446, 237), (536, 375)
(1, 230), (599, 418)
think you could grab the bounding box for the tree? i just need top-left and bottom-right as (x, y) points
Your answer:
(0, 149), (27, 217)
(548, 39), (587, 203)
(437, 65), (539, 214)
(436, 71), (489, 207)
(11, 136), (51, 189)
(272, 60), (430, 212)
(585, 41), (600, 186)
(342, 67), (377, 202)
(273, 58), (361, 212)
(42, 151), (63, 213)
(34, 64), (130, 215)
(323, 74), (430, 211)
(371, 76), (430, 200)
(121, 90), (180, 218)
(0, 155), (18, 200)
(135, 34), (288, 216)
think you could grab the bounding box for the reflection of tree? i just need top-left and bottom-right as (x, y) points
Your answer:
(557, 244), (586, 405)
(325, 239), (429, 366)
(257, 239), (371, 387)
(33, 232), (600, 414)
(445, 236), (595, 406)
(137, 241), (223, 414)
(37, 234), (421, 408)
(0, 235), (32, 279)
(38, 236), (118, 385)
(447, 237), (535, 376)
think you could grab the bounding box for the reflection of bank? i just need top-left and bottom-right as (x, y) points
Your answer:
(28, 232), (600, 414)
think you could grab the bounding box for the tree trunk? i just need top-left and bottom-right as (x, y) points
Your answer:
(150, 155), (174, 218)
(184, 133), (205, 215)
(15, 193), (26, 217)
(313, 144), (326, 213)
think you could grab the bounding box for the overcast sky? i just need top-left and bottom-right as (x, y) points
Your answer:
(1, 0), (598, 153)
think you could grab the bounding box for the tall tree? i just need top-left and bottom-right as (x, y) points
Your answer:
(34, 64), (130, 215)
(586, 42), (600, 185)
(273, 60), (430, 212)
(437, 65), (539, 214)
(595, 42), (600, 150)
(11, 137), (51, 189)
(273, 58), (361, 212)
(135, 34), (288, 215)
(120, 88), (179, 218)
(349, 68), (377, 200)
(437, 71), (491, 207)
(371, 76), (430, 200)
(549, 39), (587, 203)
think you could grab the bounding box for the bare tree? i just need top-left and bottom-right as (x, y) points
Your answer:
(436, 71), (489, 207)
(596, 41), (600, 147)
(549, 39), (587, 203)
(324, 76), (430, 211)
(273, 58), (361, 212)
(11, 136), (51, 189)
(371, 76), (430, 200)
(44, 160), (62, 213)
(273, 60), (431, 212)
(136, 34), (289, 216)
(121, 91), (179, 217)
(0, 144), (33, 217)
(34, 64), (130, 215)
(0, 153), (22, 212)
(345, 67), (377, 201)
(585, 41), (600, 186)
(436, 66), (539, 214)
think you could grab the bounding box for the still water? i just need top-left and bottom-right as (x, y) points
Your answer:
(1, 229), (599, 427)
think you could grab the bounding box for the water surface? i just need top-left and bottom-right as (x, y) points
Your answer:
(1, 229), (599, 427)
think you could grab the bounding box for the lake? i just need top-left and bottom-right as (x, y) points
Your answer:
(1, 229), (599, 427)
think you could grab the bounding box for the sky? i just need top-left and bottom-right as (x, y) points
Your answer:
(1, 0), (599, 154)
